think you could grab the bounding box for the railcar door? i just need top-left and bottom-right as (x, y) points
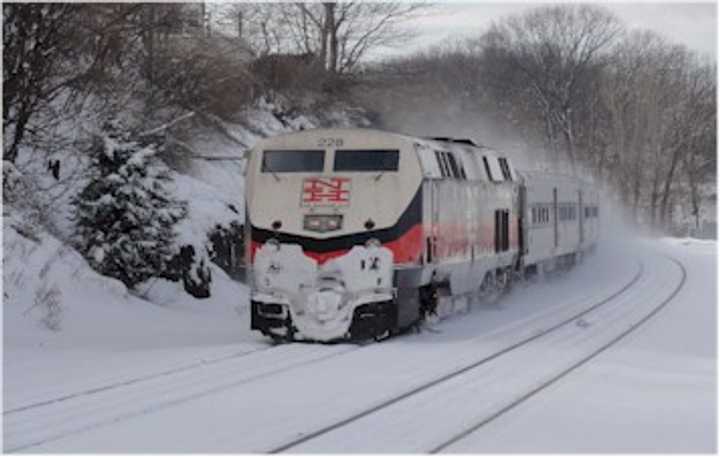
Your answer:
(518, 185), (527, 255)
(553, 187), (558, 249)
(578, 190), (584, 244)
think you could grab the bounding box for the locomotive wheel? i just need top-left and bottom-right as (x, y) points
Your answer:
(268, 333), (287, 345)
(419, 284), (439, 319)
(349, 301), (394, 342)
(478, 269), (511, 304)
(262, 316), (296, 344)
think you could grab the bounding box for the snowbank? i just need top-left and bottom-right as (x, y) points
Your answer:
(3, 209), (251, 350)
(170, 171), (243, 249)
(659, 236), (717, 247)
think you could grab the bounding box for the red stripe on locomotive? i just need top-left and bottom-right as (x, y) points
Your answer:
(250, 224), (424, 266)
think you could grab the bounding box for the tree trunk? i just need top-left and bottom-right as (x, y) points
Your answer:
(237, 11), (242, 38)
(631, 167), (642, 224)
(5, 105), (33, 164)
(650, 173), (660, 228)
(686, 165), (701, 231)
(561, 119), (577, 174)
(318, 6), (328, 70)
(323, 3), (337, 73)
(142, 6), (156, 115)
(659, 146), (682, 228)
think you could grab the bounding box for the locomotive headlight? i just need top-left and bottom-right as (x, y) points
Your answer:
(365, 238), (381, 248)
(303, 214), (343, 233)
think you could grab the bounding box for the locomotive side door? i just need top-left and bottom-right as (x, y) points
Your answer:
(422, 179), (439, 265)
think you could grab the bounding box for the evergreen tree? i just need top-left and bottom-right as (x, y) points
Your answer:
(73, 119), (187, 288)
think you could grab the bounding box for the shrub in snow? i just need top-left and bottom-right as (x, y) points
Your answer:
(72, 120), (187, 289)
(167, 245), (212, 299)
(29, 283), (63, 331)
(3, 160), (51, 234)
(208, 221), (245, 278)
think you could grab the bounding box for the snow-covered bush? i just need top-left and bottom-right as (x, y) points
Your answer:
(72, 120), (187, 289)
(208, 221), (245, 277)
(167, 244), (212, 299)
(30, 282), (63, 331)
(3, 160), (52, 234)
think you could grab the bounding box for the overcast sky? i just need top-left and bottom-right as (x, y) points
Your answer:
(385, 2), (717, 60)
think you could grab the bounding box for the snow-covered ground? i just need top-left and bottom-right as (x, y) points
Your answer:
(3, 236), (715, 452)
(445, 237), (717, 453)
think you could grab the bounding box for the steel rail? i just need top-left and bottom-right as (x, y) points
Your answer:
(429, 255), (686, 453)
(269, 260), (645, 453)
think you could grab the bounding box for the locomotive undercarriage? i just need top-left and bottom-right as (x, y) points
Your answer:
(251, 294), (402, 342)
(251, 240), (591, 343)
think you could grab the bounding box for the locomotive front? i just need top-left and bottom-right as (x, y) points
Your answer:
(245, 129), (424, 341)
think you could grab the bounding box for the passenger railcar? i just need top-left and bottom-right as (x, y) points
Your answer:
(245, 128), (599, 342)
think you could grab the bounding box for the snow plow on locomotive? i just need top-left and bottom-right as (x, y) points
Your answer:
(245, 128), (599, 342)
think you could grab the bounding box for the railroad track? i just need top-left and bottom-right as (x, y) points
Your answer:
(5, 256), (648, 453)
(268, 255), (684, 453)
(4, 344), (273, 416)
(430, 255), (687, 453)
(4, 342), (358, 452)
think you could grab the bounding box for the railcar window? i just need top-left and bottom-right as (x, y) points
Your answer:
(434, 150), (447, 177)
(446, 152), (461, 179)
(559, 204), (577, 221)
(533, 205), (552, 225)
(440, 151), (455, 178)
(482, 157), (492, 181)
(457, 157), (468, 180)
(333, 149), (399, 172)
(438, 152), (448, 177)
(498, 157), (512, 181)
(262, 150), (324, 173)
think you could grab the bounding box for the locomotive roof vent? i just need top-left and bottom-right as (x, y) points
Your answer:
(425, 137), (479, 147)
(451, 138), (479, 146)
(426, 136), (452, 142)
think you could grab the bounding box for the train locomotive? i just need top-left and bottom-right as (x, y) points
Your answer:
(245, 128), (599, 342)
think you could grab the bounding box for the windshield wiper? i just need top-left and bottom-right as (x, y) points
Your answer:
(262, 159), (282, 182)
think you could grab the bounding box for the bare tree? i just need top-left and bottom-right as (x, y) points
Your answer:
(3, 3), (144, 163)
(481, 5), (623, 171)
(599, 30), (716, 230)
(223, 3), (426, 75)
(600, 31), (667, 220)
(658, 51), (716, 229)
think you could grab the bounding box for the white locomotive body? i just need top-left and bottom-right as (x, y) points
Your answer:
(245, 128), (599, 341)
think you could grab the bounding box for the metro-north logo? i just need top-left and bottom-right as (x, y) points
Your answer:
(301, 177), (351, 206)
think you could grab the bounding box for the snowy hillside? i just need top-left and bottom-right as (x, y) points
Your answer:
(3, 208), (251, 350)
(3, 97), (371, 347)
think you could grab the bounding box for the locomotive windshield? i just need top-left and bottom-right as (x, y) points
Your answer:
(333, 149), (399, 172)
(261, 150), (324, 173)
